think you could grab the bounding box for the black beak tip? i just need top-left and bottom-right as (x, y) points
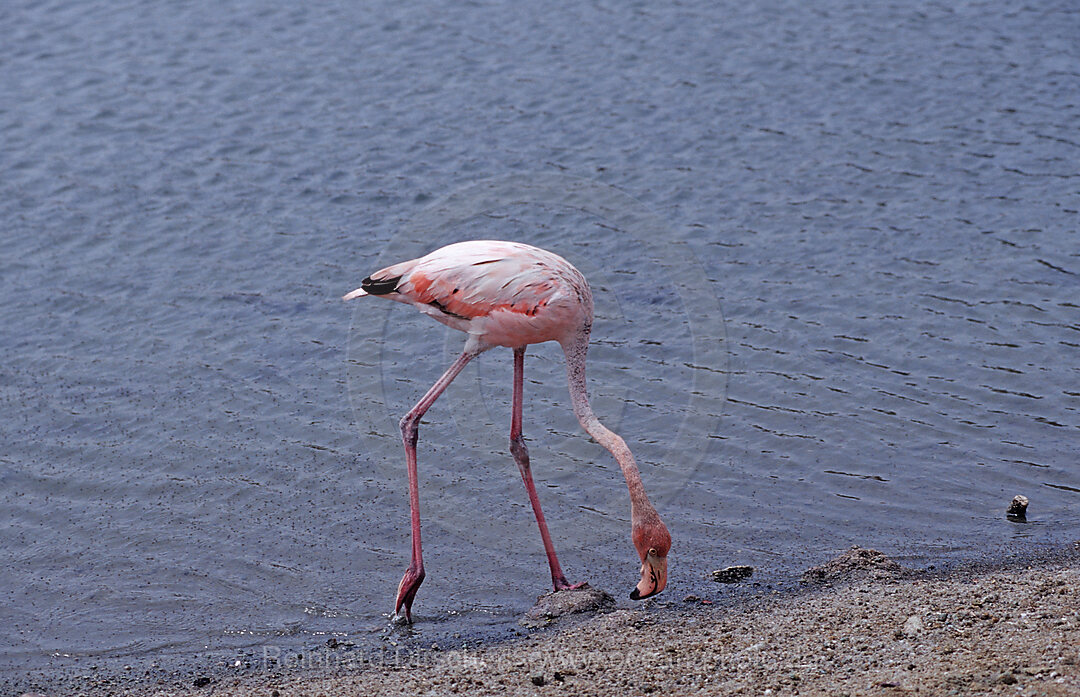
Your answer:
(629, 587), (641, 600)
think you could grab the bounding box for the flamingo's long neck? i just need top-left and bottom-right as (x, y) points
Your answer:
(562, 329), (660, 527)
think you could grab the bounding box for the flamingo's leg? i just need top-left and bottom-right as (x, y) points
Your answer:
(509, 347), (586, 592)
(395, 350), (477, 623)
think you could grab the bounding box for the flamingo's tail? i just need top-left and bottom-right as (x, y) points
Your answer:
(343, 273), (403, 301)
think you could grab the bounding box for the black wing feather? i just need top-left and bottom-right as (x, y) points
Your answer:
(361, 274), (402, 295)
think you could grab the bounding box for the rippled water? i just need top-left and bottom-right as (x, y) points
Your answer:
(2, 0), (1078, 687)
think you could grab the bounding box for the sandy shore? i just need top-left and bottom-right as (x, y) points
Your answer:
(102, 545), (1080, 697)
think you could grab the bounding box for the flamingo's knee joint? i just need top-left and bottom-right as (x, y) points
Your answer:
(510, 434), (529, 463)
(400, 416), (419, 446)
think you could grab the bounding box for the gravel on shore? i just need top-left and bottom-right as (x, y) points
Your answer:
(119, 548), (1080, 697)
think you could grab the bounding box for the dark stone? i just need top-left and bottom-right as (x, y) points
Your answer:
(1006, 495), (1029, 520)
(711, 565), (754, 583)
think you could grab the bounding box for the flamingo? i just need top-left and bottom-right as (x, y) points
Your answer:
(344, 240), (671, 623)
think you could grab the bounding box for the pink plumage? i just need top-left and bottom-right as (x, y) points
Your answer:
(345, 240), (670, 623)
(346, 240), (592, 350)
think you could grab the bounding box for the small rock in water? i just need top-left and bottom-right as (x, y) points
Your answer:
(711, 565), (754, 583)
(1006, 495), (1029, 520)
(521, 583), (614, 627)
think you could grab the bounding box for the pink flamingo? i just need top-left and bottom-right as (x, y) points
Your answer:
(344, 240), (671, 623)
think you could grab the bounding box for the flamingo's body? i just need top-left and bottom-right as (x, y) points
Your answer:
(345, 240), (671, 622)
(345, 241), (590, 350)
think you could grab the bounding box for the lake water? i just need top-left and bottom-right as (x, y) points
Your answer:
(2, 0), (1078, 689)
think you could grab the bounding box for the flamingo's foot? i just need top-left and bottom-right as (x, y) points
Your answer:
(553, 579), (589, 592)
(394, 563), (425, 624)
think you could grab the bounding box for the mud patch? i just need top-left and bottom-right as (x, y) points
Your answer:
(801, 546), (911, 585)
(521, 584), (615, 627)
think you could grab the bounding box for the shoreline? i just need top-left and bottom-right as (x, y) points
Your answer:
(27, 543), (1078, 697)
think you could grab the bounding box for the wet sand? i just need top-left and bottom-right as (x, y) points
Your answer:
(105, 546), (1079, 697)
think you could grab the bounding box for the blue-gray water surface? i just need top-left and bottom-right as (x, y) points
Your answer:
(2, 0), (1079, 688)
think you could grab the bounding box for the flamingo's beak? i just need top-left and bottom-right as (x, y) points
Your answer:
(629, 548), (667, 600)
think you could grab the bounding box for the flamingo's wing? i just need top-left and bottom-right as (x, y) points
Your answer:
(403, 251), (559, 320)
(351, 241), (556, 318)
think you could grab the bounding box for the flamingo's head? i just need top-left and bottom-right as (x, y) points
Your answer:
(629, 519), (671, 600)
